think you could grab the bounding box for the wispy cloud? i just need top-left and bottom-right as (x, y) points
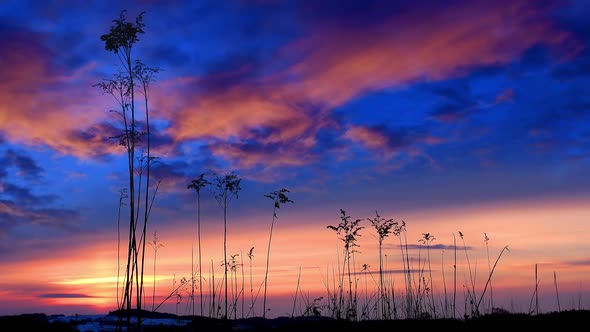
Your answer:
(152, 0), (577, 171)
(0, 149), (44, 178)
(0, 1), (579, 172)
(38, 293), (94, 299)
(0, 26), (117, 159)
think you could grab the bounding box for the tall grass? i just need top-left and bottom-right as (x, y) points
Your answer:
(210, 172), (241, 319)
(262, 188), (293, 318)
(247, 247), (255, 317)
(148, 231), (164, 311)
(420, 233), (437, 317)
(475, 245), (510, 315)
(554, 271), (561, 312)
(115, 188), (128, 310)
(459, 231), (477, 317)
(484, 233), (493, 312)
(327, 209), (364, 320)
(367, 211), (396, 320)
(137, 187), (526, 322)
(187, 173), (211, 317)
(97, 10), (162, 330)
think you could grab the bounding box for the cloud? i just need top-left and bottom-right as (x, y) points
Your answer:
(494, 88), (515, 104)
(281, 0), (575, 103)
(382, 241), (474, 251)
(0, 200), (80, 227)
(563, 258), (590, 267)
(0, 199), (82, 242)
(153, 0), (577, 171)
(344, 124), (443, 160)
(429, 82), (515, 123)
(149, 159), (192, 188)
(344, 125), (391, 151)
(0, 1), (581, 171)
(0, 149), (44, 179)
(209, 139), (313, 171)
(0, 26), (120, 159)
(38, 293), (94, 299)
(0, 183), (58, 206)
(0, 149), (81, 238)
(552, 55), (590, 79)
(65, 172), (87, 181)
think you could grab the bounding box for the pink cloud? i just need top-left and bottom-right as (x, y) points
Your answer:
(155, 1), (577, 168)
(344, 125), (390, 151)
(0, 32), (121, 158)
(209, 141), (311, 171)
(0, 1), (579, 167)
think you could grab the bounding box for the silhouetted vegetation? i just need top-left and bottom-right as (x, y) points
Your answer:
(187, 173), (211, 317)
(3, 309), (590, 331)
(83, 8), (590, 332)
(95, 9), (161, 331)
(209, 172), (242, 319)
(326, 209), (363, 320)
(262, 189), (293, 318)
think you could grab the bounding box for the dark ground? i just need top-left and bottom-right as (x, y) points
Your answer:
(1, 309), (589, 331)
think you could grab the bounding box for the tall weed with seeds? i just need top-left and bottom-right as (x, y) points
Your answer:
(476, 245), (509, 316)
(484, 233), (493, 313)
(115, 188), (128, 310)
(247, 247), (256, 317)
(187, 173), (211, 317)
(262, 188), (293, 318)
(392, 221), (415, 318)
(210, 171), (241, 319)
(459, 231), (477, 317)
(327, 209), (363, 320)
(148, 230), (164, 311)
(419, 232), (436, 318)
(96, 10), (161, 329)
(367, 210), (397, 319)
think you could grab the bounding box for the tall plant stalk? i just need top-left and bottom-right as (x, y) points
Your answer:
(327, 209), (363, 320)
(554, 271), (561, 312)
(367, 210), (396, 320)
(441, 250), (448, 318)
(459, 231), (477, 316)
(135, 61), (159, 317)
(476, 245), (509, 315)
(240, 252), (245, 318)
(210, 172), (241, 319)
(247, 247), (255, 317)
(115, 188), (128, 310)
(393, 221), (412, 318)
(419, 232), (436, 318)
(484, 233), (493, 313)
(148, 230), (164, 311)
(453, 233), (457, 319)
(187, 173), (210, 317)
(262, 188), (293, 318)
(96, 10), (161, 330)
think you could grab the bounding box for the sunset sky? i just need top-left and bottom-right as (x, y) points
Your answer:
(1, 0), (589, 319)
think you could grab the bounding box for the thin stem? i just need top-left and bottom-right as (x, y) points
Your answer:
(554, 271), (561, 312)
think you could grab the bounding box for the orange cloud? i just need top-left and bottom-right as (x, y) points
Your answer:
(283, 2), (574, 102)
(209, 141), (310, 171)
(0, 30), (125, 159)
(156, 1), (576, 168)
(344, 125), (392, 152)
(0, 1), (578, 166)
(342, 124), (444, 169)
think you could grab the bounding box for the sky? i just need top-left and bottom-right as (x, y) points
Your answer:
(0, 0), (589, 319)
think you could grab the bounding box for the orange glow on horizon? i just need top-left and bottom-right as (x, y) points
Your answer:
(1, 195), (588, 316)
